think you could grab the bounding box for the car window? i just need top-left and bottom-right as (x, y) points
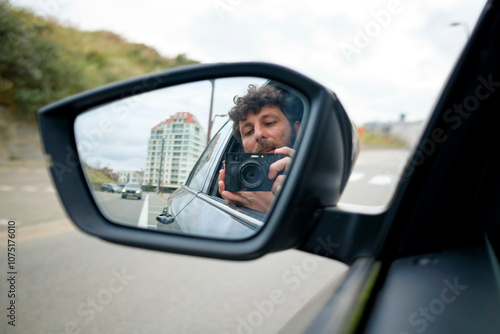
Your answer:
(332, 3), (487, 209)
(186, 121), (232, 192)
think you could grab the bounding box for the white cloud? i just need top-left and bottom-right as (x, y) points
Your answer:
(11, 0), (487, 125)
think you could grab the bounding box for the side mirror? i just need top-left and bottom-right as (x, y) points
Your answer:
(156, 213), (175, 225)
(38, 62), (358, 260)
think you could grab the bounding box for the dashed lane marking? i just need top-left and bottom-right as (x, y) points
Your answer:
(0, 185), (55, 193)
(138, 193), (150, 228)
(21, 186), (37, 192)
(0, 185), (14, 191)
(0, 219), (18, 226)
(0, 219), (76, 246)
(368, 174), (396, 186)
(348, 172), (365, 182)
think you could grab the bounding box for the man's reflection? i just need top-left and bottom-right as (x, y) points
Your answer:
(218, 84), (302, 212)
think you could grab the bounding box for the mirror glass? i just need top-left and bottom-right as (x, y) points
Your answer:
(74, 77), (307, 240)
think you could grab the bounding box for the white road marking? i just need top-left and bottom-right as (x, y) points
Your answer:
(0, 219), (21, 227)
(138, 193), (150, 228)
(0, 185), (14, 191)
(0, 185), (56, 193)
(21, 186), (37, 192)
(0, 219), (13, 226)
(348, 172), (365, 182)
(368, 174), (395, 186)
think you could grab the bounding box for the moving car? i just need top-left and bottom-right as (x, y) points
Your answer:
(121, 182), (142, 200)
(37, 2), (500, 333)
(100, 182), (121, 193)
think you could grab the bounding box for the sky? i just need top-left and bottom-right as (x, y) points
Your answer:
(9, 0), (488, 171)
(74, 77), (268, 171)
(11, 0), (486, 122)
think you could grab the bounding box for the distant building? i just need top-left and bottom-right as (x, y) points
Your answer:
(363, 121), (392, 135)
(143, 112), (206, 189)
(363, 116), (425, 148)
(118, 171), (144, 185)
(390, 119), (425, 147)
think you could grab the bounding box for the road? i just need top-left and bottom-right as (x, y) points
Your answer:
(0, 148), (409, 333)
(340, 148), (411, 207)
(92, 190), (182, 232)
(92, 191), (162, 228)
(89, 148), (411, 231)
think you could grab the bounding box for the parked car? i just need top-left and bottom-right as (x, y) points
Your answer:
(38, 2), (500, 333)
(100, 182), (121, 193)
(121, 182), (142, 200)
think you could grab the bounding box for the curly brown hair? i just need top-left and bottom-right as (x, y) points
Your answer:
(229, 84), (302, 143)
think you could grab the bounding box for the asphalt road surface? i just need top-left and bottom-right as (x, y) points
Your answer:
(0, 148), (409, 333)
(340, 148), (411, 207)
(92, 190), (181, 232)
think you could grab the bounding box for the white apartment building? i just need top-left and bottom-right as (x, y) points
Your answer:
(144, 112), (206, 189)
(118, 170), (144, 185)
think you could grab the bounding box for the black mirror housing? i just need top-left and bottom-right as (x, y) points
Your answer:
(38, 62), (357, 260)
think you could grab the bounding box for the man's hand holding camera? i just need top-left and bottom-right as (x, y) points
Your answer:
(268, 146), (294, 194)
(218, 147), (294, 212)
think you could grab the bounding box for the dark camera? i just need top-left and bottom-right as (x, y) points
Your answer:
(224, 153), (286, 192)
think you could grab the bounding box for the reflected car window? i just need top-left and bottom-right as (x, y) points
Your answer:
(187, 121), (231, 192)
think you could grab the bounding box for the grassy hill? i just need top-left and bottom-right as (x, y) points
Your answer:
(83, 165), (119, 188)
(0, 0), (198, 124)
(358, 128), (407, 149)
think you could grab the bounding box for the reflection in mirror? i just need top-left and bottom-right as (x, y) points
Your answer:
(74, 77), (307, 240)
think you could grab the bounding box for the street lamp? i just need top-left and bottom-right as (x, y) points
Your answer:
(207, 114), (228, 142)
(450, 22), (470, 38)
(205, 79), (229, 143)
(207, 79), (215, 145)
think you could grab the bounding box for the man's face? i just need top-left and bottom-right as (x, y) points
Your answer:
(239, 106), (296, 153)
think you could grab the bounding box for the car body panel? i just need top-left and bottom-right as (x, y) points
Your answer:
(172, 190), (257, 239)
(363, 238), (500, 334)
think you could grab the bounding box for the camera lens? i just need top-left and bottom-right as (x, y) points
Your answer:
(239, 162), (265, 189)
